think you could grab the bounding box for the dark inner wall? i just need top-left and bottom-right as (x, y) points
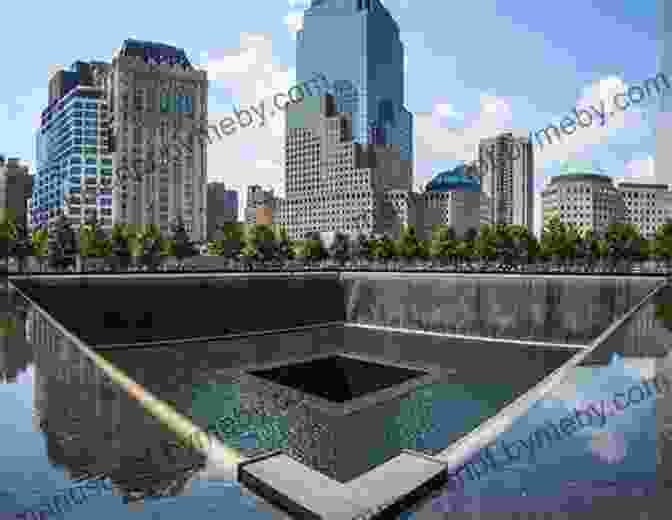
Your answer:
(11, 275), (345, 345)
(10, 274), (663, 348)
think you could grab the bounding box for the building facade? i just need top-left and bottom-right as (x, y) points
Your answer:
(479, 133), (534, 231)
(274, 94), (411, 241)
(109, 39), (208, 242)
(616, 182), (672, 238)
(245, 185), (275, 226)
(541, 163), (626, 236)
(35, 40), (208, 242)
(414, 164), (491, 240)
(206, 182), (238, 239)
(0, 156), (33, 229)
(297, 0), (413, 165)
(34, 61), (113, 233)
(656, 0), (672, 186)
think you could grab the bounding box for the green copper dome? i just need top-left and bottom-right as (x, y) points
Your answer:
(559, 160), (605, 176)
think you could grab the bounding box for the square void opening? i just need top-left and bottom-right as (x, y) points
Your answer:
(248, 355), (429, 403)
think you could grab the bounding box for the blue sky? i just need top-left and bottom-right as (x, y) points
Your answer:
(0, 0), (662, 235)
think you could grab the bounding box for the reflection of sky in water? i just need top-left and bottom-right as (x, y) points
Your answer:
(428, 353), (658, 511)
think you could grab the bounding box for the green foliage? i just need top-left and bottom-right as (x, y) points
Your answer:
(370, 234), (397, 260)
(245, 224), (277, 262)
(0, 213), (18, 265)
(396, 225), (422, 260)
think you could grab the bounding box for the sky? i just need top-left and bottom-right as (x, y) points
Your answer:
(0, 0), (663, 236)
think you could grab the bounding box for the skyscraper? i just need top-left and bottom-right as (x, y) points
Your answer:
(656, 0), (672, 185)
(35, 41), (209, 242)
(276, 93), (411, 240)
(297, 0), (413, 165)
(110, 39), (208, 241)
(479, 133), (534, 230)
(34, 61), (113, 233)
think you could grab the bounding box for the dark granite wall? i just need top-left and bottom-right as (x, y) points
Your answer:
(341, 274), (664, 344)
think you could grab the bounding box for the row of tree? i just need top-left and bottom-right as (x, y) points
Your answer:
(4, 213), (672, 272)
(0, 212), (197, 273)
(204, 216), (672, 271)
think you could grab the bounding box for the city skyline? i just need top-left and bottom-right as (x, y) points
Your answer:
(0, 0), (661, 238)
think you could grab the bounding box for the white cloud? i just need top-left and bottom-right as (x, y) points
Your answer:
(414, 93), (525, 189)
(201, 34), (296, 219)
(532, 76), (647, 166)
(284, 11), (305, 39)
(434, 103), (462, 119)
(613, 155), (656, 185)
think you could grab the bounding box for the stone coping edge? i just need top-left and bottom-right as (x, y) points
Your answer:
(92, 322), (346, 349)
(237, 450), (448, 520)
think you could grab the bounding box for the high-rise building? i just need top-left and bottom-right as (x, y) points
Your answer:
(35, 41), (209, 242)
(297, 0), (413, 166)
(541, 162), (625, 236)
(656, 0), (672, 185)
(34, 61), (113, 233)
(616, 182), (672, 238)
(479, 133), (534, 231)
(0, 156), (33, 229)
(275, 94), (411, 240)
(109, 40), (208, 241)
(207, 182), (238, 239)
(245, 185), (275, 226)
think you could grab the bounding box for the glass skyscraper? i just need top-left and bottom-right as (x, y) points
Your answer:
(34, 62), (113, 232)
(296, 0), (413, 164)
(656, 0), (672, 185)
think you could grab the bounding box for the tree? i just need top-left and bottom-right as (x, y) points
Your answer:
(140, 224), (162, 271)
(429, 225), (457, 266)
(49, 215), (77, 271)
(246, 224), (277, 264)
(111, 223), (132, 271)
(297, 231), (327, 266)
(606, 222), (641, 271)
(475, 224), (497, 268)
(654, 220), (672, 271)
(31, 228), (49, 273)
(396, 225), (421, 264)
(208, 222), (245, 263)
(0, 212), (17, 273)
(275, 226), (294, 265)
(170, 216), (196, 270)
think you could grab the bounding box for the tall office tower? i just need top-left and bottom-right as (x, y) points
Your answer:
(35, 41), (208, 242)
(657, 0), (672, 185)
(0, 156), (33, 229)
(479, 132), (534, 230)
(617, 182), (672, 238)
(207, 182), (239, 239)
(297, 0), (413, 167)
(109, 39), (208, 242)
(541, 162), (625, 237)
(276, 93), (411, 240)
(245, 185), (275, 226)
(34, 61), (114, 234)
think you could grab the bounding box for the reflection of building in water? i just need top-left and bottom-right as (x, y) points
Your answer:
(0, 300), (32, 384)
(29, 310), (205, 503)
